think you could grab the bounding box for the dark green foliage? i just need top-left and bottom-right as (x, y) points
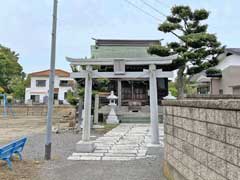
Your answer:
(93, 78), (109, 92)
(9, 77), (26, 100)
(167, 42), (180, 49)
(0, 45), (23, 92)
(206, 68), (222, 74)
(183, 33), (218, 48)
(168, 82), (178, 97)
(169, 78), (197, 97)
(206, 68), (222, 77)
(148, 5), (224, 98)
(0, 87), (4, 93)
(0, 45), (27, 100)
(148, 45), (170, 56)
(67, 65), (110, 106)
(187, 66), (203, 75)
(167, 16), (181, 23)
(66, 90), (79, 106)
(159, 22), (182, 32)
(193, 9), (209, 21)
(171, 5), (192, 19)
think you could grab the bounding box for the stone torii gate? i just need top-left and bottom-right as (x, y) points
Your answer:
(66, 55), (177, 153)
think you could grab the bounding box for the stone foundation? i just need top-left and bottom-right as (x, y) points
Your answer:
(0, 105), (75, 120)
(162, 99), (240, 180)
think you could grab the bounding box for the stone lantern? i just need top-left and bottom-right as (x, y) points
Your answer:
(163, 91), (176, 100)
(106, 91), (119, 124)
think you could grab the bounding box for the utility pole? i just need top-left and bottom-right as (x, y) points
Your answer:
(45, 0), (58, 160)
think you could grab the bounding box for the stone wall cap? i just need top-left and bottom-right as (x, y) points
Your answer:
(162, 99), (240, 110)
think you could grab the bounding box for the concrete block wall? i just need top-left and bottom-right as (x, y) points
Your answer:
(162, 100), (240, 180)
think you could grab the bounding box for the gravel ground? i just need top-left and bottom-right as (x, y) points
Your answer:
(22, 129), (166, 180)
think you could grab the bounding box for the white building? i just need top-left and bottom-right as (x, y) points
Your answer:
(191, 48), (240, 95)
(25, 69), (75, 104)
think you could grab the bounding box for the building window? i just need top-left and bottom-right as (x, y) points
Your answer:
(54, 93), (58, 100)
(36, 80), (46, 87)
(197, 87), (210, 94)
(30, 95), (40, 103)
(64, 92), (68, 99)
(60, 80), (69, 87)
(233, 87), (240, 95)
(219, 89), (223, 95)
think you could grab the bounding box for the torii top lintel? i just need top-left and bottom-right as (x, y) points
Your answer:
(66, 55), (178, 66)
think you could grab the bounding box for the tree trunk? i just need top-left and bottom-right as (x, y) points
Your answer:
(177, 66), (185, 99)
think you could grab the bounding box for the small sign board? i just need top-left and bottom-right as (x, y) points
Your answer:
(114, 59), (125, 75)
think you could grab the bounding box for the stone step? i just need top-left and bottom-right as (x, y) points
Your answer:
(72, 153), (104, 157)
(95, 146), (111, 150)
(119, 115), (164, 123)
(94, 149), (109, 153)
(102, 157), (136, 161)
(68, 156), (102, 161)
(104, 153), (136, 157)
(108, 150), (138, 154)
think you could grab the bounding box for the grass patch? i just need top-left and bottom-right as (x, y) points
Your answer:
(103, 124), (118, 130)
(0, 158), (42, 180)
(94, 123), (118, 134)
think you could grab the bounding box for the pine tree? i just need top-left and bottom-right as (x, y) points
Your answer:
(148, 5), (224, 98)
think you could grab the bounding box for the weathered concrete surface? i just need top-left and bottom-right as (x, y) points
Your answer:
(163, 161), (187, 180)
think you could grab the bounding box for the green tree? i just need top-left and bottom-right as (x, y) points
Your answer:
(67, 65), (110, 106)
(168, 82), (178, 97)
(0, 86), (4, 94)
(0, 45), (23, 92)
(169, 78), (197, 97)
(24, 74), (31, 88)
(9, 77), (26, 100)
(66, 90), (79, 106)
(148, 5), (224, 99)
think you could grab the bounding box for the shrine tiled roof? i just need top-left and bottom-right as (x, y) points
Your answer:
(226, 48), (240, 56)
(91, 39), (162, 59)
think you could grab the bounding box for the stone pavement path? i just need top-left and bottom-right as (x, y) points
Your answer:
(68, 124), (164, 161)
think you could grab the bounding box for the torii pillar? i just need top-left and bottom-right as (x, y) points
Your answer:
(149, 64), (159, 144)
(76, 65), (95, 152)
(147, 64), (161, 155)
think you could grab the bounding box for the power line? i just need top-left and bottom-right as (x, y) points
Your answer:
(140, 0), (167, 17)
(155, 0), (171, 8)
(123, 0), (183, 41)
(123, 0), (163, 22)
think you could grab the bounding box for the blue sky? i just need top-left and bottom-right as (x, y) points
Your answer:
(0, 0), (239, 73)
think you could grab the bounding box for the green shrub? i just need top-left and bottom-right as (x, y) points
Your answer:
(206, 68), (222, 77)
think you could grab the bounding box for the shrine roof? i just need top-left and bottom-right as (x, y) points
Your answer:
(94, 39), (161, 46)
(91, 39), (162, 59)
